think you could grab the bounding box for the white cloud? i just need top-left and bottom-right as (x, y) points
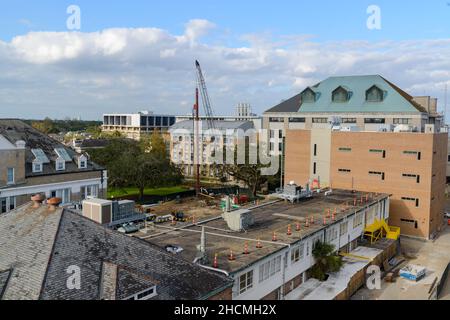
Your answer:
(0, 20), (450, 120)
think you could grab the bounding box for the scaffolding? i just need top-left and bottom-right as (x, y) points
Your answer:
(364, 219), (400, 244)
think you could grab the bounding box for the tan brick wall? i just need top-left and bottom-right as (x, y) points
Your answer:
(25, 170), (103, 187)
(0, 149), (26, 187)
(284, 129), (447, 239)
(285, 130), (311, 185)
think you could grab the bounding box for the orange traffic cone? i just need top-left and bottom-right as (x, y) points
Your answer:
(213, 253), (218, 268)
(171, 216), (176, 226)
(228, 249), (236, 261)
(287, 224), (292, 236)
(311, 216), (314, 224)
(256, 239), (263, 249)
(272, 232), (278, 242)
(323, 216), (327, 226)
(326, 209), (331, 219)
(332, 212), (336, 221)
(296, 222), (301, 232)
(192, 215), (196, 224)
(305, 219), (310, 228)
(243, 242), (250, 255)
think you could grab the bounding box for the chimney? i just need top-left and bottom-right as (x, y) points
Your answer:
(31, 193), (46, 208)
(47, 197), (62, 211)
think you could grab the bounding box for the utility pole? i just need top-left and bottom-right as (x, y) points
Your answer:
(194, 88), (200, 196)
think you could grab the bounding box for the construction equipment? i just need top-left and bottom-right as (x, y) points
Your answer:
(171, 211), (188, 222)
(364, 219), (400, 244)
(193, 60), (217, 196)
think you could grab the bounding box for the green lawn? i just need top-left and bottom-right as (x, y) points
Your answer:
(107, 186), (190, 199)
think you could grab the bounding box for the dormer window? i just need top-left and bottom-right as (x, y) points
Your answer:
(56, 158), (65, 171)
(32, 161), (43, 173)
(78, 155), (88, 169)
(332, 86), (351, 103)
(366, 85), (384, 102)
(301, 88), (316, 103)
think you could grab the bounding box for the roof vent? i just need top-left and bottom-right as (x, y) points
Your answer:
(47, 197), (62, 211)
(31, 193), (46, 208)
(15, 140), (26, 149)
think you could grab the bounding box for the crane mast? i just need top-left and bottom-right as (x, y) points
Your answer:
(195, 60), (216, 130)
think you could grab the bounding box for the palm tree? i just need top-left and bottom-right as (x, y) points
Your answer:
(311, 241), (344, 281)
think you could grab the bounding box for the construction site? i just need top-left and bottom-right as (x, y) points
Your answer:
(114, 185), (400, 300)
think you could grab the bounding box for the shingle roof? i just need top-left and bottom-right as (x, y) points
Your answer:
(0, 204), (232, 300)
(0, 119), (104, 177)
(264, 75), (427, 114)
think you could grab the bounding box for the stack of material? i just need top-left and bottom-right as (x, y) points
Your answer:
(399, 264), (426, 282)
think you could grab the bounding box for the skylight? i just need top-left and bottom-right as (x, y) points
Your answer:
(55, 148), (72, 162)
(31, 148), (50, 164)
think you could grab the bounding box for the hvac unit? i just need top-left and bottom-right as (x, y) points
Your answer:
(82, 198), (112, 224)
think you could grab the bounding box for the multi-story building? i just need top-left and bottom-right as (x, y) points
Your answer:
(263, 75), (444, 156)
(176, 103), (262, 131)
(169, 120), (255, 179)
(142, 189), (393, 300)
(0, 119), (107, 213)
(0, 200), (233, 300)
(284, 127), (448, 239)
(102, 111), (176, 141)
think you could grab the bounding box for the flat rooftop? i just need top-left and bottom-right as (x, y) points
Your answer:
(137, 189), (389, 274)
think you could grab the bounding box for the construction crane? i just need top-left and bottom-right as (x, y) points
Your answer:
(195, 60), (216, 130)
(193, 60), (217, 196)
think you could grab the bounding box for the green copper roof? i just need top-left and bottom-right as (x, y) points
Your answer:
(265, 75), (426, 114)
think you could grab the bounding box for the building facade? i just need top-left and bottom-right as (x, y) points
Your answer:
(169, 120), (255, 179)
(284, 128), (447, 239)
(0, 119), (107, 214)
(263, 75), (444, 156)
(102, 111), (176, 141)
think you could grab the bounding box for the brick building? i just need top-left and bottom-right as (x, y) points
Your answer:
(0, 119), (107, 213)
(284, 128), (448, 239)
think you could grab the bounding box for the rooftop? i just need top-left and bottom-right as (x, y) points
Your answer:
(265, 75), (427, 114)
(0, 119), (104, 177)
(138, 189), (389, 275)
(0, 203), (233, 300)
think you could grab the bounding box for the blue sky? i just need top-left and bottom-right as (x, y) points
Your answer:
(0, 0), (449, 120)
(2, 0), (449, 43)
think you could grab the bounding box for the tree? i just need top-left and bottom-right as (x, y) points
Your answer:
(140, 130), (167, 158)
(32, 117), (56, 134)
(214, 138), (273, 197)
(310, 241), (343, 281)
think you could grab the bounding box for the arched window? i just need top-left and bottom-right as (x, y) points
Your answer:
(332, 86), (350, 103)
(366, 85), (384, 102)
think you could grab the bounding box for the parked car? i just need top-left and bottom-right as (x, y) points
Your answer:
(444, 211), (450, 219)
(165, 245), (184, 254)
(118, 223), (139, 234)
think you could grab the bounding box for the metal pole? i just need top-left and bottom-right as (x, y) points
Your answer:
(194, 88), (200, 196)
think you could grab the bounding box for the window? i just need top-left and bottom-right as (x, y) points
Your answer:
(279, 130), (283, 139)
(0, 198), (6, 214)
(270, 130), (275, 139)
(155, 117), (161, 126)
(393, 118), (411, 125)
(78, 157), (87, 169)
(403, 150), (421, 160)
(401, 197), (419, 207)
(400, 219), (418, 229)
(81, 185), (98, 200)
(124, 287), (157, 300)
(312, 118), (328, 123)
(365, 85), (384, 102)
(301, 88), (316, 103)
(56, 159), (65, 171)
(332, 86), (350, 103)
(312, 235), (323, 250)
(402, 174), (420, 183)
(270, 142), (274, 152)
(340, 221), (348, 236)
(279, 143), (283, 152)
(33, 162), (43, 173)
(7, 168), (14, 184)
(369, 149), (386, 158)
(369, 171), (385, 180)
(50, 188), (71, 204)
(269, 117), (284, 123)
(313, 144), (317, 156)
(338, 147), (352, 152)
(353, 213), (363, 228)
(313, 162), (317, 175)
(338, 169), (351, 173)
(162, 117), (168, 126)
(289, 117), (306, 123)
(364, 118), (385, 124)
(239, 270), (254, 294)
(326, 227), (338, 242)
(291, 244), (304, 264)
(259, 256), (282, 283)
(342, 118), (357, 124)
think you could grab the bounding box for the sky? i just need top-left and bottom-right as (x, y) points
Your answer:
(0, 0), (450, 120)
